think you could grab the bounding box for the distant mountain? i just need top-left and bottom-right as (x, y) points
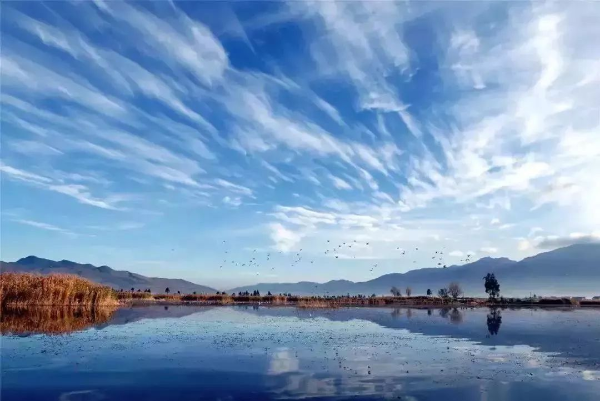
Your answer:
(0, 256), (217, 294)
(3, 244), (598, 297)
(229, 244), (600, 297)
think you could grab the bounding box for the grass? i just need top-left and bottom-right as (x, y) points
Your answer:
(116, 291), (154, 300)
(0, 273), (118, 307)
(0, 306), (116, 335)
(297, 298), (336, 308)
(153, 294), (182, 301)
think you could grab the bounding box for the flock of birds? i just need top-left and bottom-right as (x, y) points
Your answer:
(216, 240), (474, 277)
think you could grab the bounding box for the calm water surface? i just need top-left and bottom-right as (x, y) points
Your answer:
(2, 306), (600, 400)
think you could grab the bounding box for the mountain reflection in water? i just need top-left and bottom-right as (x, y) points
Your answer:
(1, 305), (599, 401)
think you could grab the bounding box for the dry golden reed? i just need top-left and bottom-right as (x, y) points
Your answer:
(116, 291), (154, 300)
(0, 273), (118, 307)
(0, 306), (116, 335)
(297, 298), (337, 308)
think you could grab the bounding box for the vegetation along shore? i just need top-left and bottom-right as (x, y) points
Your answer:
(1, 272), (599, 308)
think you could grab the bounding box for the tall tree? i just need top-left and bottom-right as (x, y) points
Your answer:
(390, 286), (401, 297)
(483, 273), (500, 300)
(405, 287), (412, 297)
(426, 289), (432, 296)
(438, 288), (449, 298)
(448, 282), (463, 299)
(165, 287), (170, 294)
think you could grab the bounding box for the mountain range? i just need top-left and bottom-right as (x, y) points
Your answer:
(0, 256), (217, 294)
(2, 244), (599, 297)
(229, 244), (600, 297)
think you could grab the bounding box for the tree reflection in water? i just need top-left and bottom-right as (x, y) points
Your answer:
(449, 308), (463, 324)
(487, 308), (502, 336)
(391, 308), (402, 318)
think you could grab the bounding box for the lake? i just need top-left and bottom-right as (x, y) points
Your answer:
(2, 306), (599, 400)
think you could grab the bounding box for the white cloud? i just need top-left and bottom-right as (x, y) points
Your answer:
(0, 164), (52, 184)
(329, 175), (352, 191)
(296, 1), (410, 113)
(8, 140), (62, 156)
(1, 1), (598, 273)
(268, 349), (299, 375)
(1, 164), (126, 210)
(94, 1), (228, 86)
(528, 227), (544, 237)
(449, 250), (464, 257)
(215, 179), (253, 197)
(536, 232), (600, 249)
(479, 247), (498, 254)
(517, 231), (600, 251)
(14, 219), (76, 237)
(223, 196), (242, 207)
(498, 223), (515, 230)
(88, 222), (145, 231)
(269, 223), (303, 253)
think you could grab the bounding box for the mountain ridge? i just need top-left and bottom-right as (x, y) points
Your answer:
(0, 256), (217, 294)
(229, 244), (600, 297)
(2, 244), (598, 297)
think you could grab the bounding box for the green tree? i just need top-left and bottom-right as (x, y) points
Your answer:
(426, 289), (432, 296)
(483, 273), (500, 300)
(165, 287), (170, 294)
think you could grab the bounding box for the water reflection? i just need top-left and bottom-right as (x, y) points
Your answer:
(1, 306), (599, 401)
(0, 306), (116, 335)
(486, 308), (502, 336)
(449, 308), (463, 324)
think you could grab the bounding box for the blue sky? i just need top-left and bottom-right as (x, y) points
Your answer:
(1, 1), (599, 289)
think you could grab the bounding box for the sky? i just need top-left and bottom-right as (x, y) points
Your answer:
(1, 1), (599, 289)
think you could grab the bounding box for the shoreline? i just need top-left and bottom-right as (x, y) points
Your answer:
(3, 273), (598, 309)
(3, 297), (599, 309)
(123, 299), (600, 309)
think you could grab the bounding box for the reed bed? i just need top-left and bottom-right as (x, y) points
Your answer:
(181, 294), (234, 304)
(153, 294), (182, 301)
(0, 273), (118, 307)
(116, 292), (154, 300)
(0, 306), (116, 335)
(297, 298), (338, 308)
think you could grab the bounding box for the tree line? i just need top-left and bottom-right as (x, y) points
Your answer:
(120, 273), (502, 300)
(390, 272), (501, 301)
